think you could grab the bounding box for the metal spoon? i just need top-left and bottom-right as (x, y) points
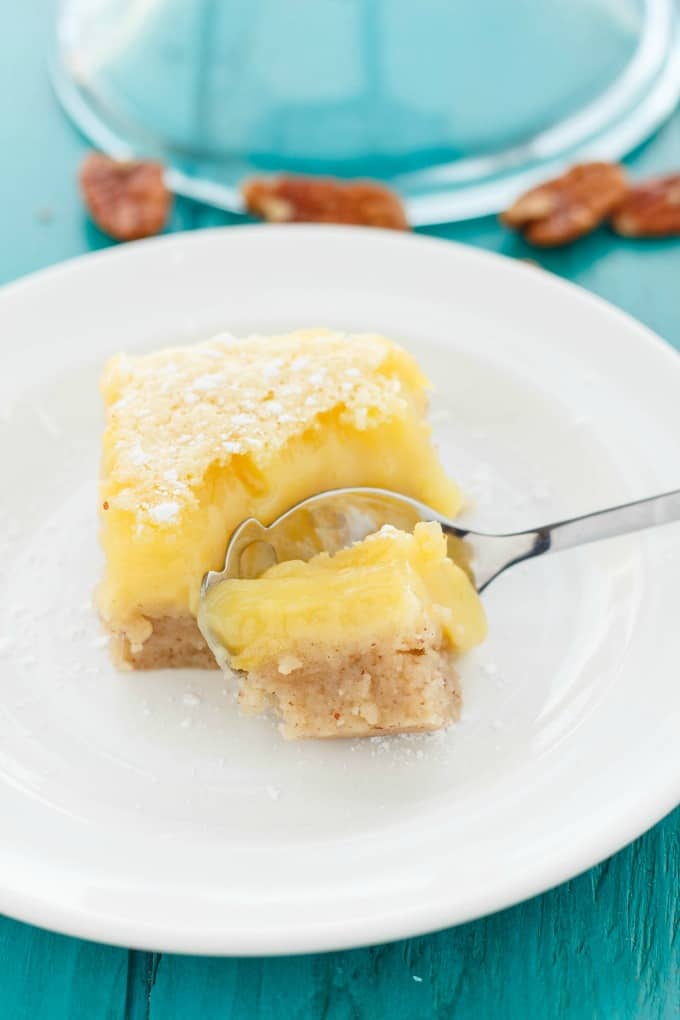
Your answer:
(200, 485), (680, 603)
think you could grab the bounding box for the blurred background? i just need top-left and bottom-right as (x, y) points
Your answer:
(52, 0), (680, 222)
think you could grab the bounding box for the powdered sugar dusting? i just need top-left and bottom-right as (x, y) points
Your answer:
(192, 373), (224, 392)
(128, 441), (148, 466)
(231, 413), (256, 427)
(100, 329), (419, 522)
(347, 729), (452, 763)
(148, 501), (180, 524)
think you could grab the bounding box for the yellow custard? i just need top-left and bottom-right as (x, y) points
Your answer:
(97, 329), (463, 667)
(200, 523), (486, 739)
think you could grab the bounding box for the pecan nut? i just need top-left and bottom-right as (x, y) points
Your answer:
(242, 174), (409, 230)
(80, 153), (172, 241)
(609, 174), (680, 238)
(501, 162), (629, 246)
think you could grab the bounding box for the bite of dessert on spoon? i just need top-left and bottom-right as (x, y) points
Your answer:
(198, 484), (680, 740)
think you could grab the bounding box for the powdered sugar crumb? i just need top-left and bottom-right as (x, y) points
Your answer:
(231, 413), (256, 427)
(266, 784), (281, 801)
(148, 501), (180, 524)
(192, 373), (224, 392)
(357, 730), (450, 762)
(262, 359), (283, 380)
(128, 441), (148, 466)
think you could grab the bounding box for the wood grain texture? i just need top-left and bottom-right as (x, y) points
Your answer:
(0, 918), (128, 1020)
(0, 7), (678, 1019)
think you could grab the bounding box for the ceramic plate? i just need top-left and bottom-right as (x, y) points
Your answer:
(0, 226), (678, 954)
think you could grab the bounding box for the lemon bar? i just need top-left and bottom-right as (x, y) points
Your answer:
(97, 329), (463, 668)
(200, 523), (486, 738)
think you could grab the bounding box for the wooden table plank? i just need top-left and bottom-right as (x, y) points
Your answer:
(0, 917), (128, 1020)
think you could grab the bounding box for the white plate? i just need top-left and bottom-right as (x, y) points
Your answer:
(0, 226), (678, 955)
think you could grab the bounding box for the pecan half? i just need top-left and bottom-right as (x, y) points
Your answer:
(610, 174), (680, 238)
(80, 153), (172, 241)
(501, 163), (629, 246)
(242, 174), (409, 230)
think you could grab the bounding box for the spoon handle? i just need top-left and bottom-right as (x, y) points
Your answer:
(548, 487), (680, 552)
(459, 488), (680, 592)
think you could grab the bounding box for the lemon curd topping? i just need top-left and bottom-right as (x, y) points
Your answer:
(202, 522), (486, 671)
(200, 523), (487, 738)
(97, 329), (463, 665)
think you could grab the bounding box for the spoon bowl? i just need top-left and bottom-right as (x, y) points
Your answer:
(201, 483), (680, 606)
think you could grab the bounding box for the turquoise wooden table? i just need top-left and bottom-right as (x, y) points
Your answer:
(1, 10), (679, 1019)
